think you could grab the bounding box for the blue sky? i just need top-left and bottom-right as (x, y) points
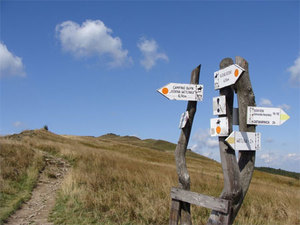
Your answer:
(1, 1), (299, 172)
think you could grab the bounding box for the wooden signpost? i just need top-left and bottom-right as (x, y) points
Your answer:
(171, 66), (201, 225)
(157, 66), (202, 225)
(158, 56), (290, 225)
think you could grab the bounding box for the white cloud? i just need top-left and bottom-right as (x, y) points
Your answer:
(259, 99), (291, 111)
(56, 20), (131, 67)
(277, 104), (290, 111)
(257, 151), (300, 172)
(13, 121), (24, 128)
(265, 138), (274, 143)
(0, 42), (26, 78)
(190, 128), (220, 161)
(286, 153), (300, 161)
(259, 98), (273, 107)
(287, 55), (300, 87)
(260, 153), (279, 164)
(192, 128), (219, 148)
(137, 37), (168, 70)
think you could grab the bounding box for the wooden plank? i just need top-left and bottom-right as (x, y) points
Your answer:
(170, 187), (229, 214)
(169, 199), (181, 225)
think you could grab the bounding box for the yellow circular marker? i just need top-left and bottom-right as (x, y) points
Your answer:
(234, 69), (239, 77)
(216, 126), (221, 134)
(162, 87), (169, 95)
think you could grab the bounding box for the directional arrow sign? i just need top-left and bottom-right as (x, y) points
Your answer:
(247, 106), (290, 126)
(157, 83), (203, 101)
(225, 131), (261, 151)
(214, 64), (245, 90)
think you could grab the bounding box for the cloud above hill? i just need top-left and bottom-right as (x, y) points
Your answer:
(56, 20), (132, 67)
(0, 42), (26, 78)
(257, 151), (300, 172)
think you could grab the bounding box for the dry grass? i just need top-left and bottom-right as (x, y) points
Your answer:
(1, 129), (299, 224)
(0, 139), (44, 223)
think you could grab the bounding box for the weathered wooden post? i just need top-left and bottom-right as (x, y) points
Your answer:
(168, 65), (201, 225)
(207, 56), (256, 225)
(232, 56), (256, 220)
(207, 58), (242, 225)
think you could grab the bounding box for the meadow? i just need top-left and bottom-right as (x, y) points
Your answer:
(0, 129), (299, 224)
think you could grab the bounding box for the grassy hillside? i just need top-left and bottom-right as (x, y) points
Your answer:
(255, 167), (300, 180)
(1, 129), (299, 224)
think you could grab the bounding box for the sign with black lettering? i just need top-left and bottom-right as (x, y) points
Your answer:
(247, 106), (290, 126)
(157, 83), (203, 101)
(226, 131), (261, 151)
(214, 64), (245, 89)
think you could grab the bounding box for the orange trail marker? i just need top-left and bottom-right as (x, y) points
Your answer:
(210, 117), (229, 137)
(162, 87), (169, 94)
(234, 69), (239, 77)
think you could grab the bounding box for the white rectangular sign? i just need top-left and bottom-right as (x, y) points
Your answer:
(247, 106), (290, 126)
(179, 111), (189, 129)
(157, 83), (203, 101)
(225, 131), (261, 151)
(213, 95), (226, 116)
(210, 117), (229, 137)
(214, 64), (244, 90)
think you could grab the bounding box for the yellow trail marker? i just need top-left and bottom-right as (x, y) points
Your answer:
(225, 131), (261, 151)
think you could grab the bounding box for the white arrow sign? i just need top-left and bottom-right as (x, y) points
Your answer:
(157, 83), (203, 101)
(247, 106), (290, 126)
(225, 131), (261, 151)
(214, 64), (245, 90)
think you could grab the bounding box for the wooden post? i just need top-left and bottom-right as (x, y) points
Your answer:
(173, 65), (201, 225)
(207, 57), (256, 225)
(207, 58), (242, 225)
(170, 199), (181, 225)
(232, 56), (256, 220)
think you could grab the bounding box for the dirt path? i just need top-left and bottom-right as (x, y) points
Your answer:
(5, 153), (70, 225)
